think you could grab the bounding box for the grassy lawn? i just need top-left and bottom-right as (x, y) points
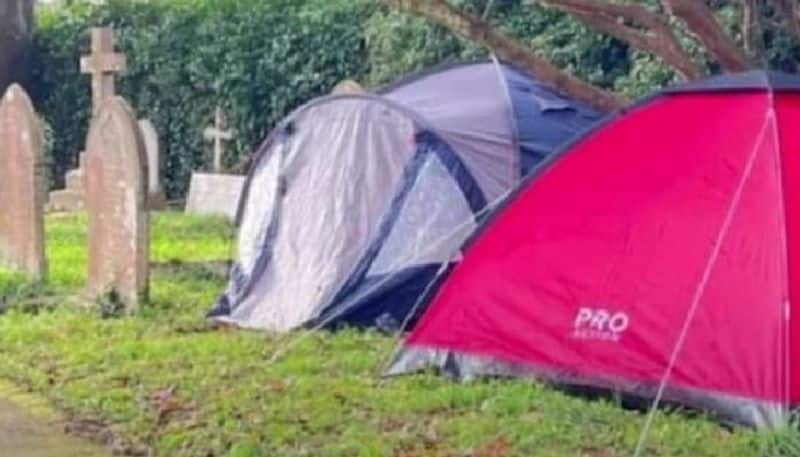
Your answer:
(0, 212), (788, 456)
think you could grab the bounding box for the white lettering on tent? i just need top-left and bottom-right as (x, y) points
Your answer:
(572, 307), (629, 342)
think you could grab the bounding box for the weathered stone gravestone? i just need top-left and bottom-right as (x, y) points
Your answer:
(138, 119), (166, 209)
(185, 173), (246, 221)
(331, 79), (364, 95)
(81, 27), (127, 115)
(0, 84), (46, 279)
(85, 97), (149, 308)
(186, 107), (245, 220)
(48, 26), (127, 213)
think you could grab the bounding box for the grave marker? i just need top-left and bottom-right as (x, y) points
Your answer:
(203, 107), (233, 173)
(48, 26), (127, 213)
(187, 107), (244, 220)
(138, 118), (166, 209)
(85, 97), (149, 308)
(0, 84), (46, 278)
(185, 173), (246, 221)
(80, 27), (127, 115)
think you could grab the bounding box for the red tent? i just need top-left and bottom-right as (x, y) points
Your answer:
(388, 71), (800, 427)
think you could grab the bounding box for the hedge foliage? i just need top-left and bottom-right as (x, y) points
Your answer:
(34, 0), (375, 197)
(30, 0), (678, 197)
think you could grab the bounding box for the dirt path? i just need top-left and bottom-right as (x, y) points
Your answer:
(0, 396), (110, 457)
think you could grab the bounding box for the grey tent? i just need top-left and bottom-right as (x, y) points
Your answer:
(209, 60), (600, 331)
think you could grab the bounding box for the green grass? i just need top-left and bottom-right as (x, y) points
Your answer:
(0, 212), (789, 456)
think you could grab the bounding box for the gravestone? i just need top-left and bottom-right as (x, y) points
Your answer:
(85, 97), (149, 309)
(48, 27), (127, 213)
(80, 27), (127, 115)
(185, 173), (246, 221)
(203, 107), (233, 173)
(47, 151), (87, 212)
(138, 119), (166, 209)
(187, 107), (244, 220)
(331, 79), (364, 95)
(0, 84), (46, 279)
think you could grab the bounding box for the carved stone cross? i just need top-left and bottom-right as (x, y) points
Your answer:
(80, 27), (127, 115)
(203, 107), (233, 173)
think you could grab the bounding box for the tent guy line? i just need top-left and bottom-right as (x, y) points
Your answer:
(634, 104), (775, 457)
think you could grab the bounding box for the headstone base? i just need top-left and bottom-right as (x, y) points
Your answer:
(46, 152), (86, 213)
(47, 189), (84, 212)
(185, 172), (245, 221)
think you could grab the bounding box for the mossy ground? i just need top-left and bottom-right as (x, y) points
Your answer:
(0, 212), (793, 456)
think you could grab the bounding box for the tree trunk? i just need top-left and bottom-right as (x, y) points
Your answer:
(0, 0), (34, 93)
(384, 0), (626, 112)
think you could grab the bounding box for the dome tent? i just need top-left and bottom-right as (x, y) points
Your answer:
(387, 70), (800, 428)
(208, 60), (599, 332)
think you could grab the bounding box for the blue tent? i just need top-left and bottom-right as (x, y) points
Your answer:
(209, 60), (601, 331)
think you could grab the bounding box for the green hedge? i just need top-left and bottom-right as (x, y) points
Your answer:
(33, 0), (668, 198)
(34, 0), (375, 197)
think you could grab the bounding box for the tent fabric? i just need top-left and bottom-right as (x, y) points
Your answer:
(501, 65), (600, 174)
(209, 60), (600, 332)
(220, 99), (417, 330)
(381, 61), (518, 201)
(388, 71), (800, 428)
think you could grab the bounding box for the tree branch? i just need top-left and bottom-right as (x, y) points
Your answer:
(661, 0), (753, 71)
(383, 0), (626, 112)
(540, 0), (703, 80)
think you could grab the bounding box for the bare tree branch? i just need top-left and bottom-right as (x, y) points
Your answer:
(383, 0), (626, 111)
(661, 0), (753, 71)
(540, 0), (703, 80)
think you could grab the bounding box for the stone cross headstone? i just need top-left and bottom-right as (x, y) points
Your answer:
(48, 26), (127, 213)
(85, 96), (149, 308)
(138, 118), (166, 209)
(80, 27), (126, 115)
(203, 107), (233, 173)
(0, 84), (46, 279)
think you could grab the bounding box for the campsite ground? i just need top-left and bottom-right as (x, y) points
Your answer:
(0, 212), (790, 456)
